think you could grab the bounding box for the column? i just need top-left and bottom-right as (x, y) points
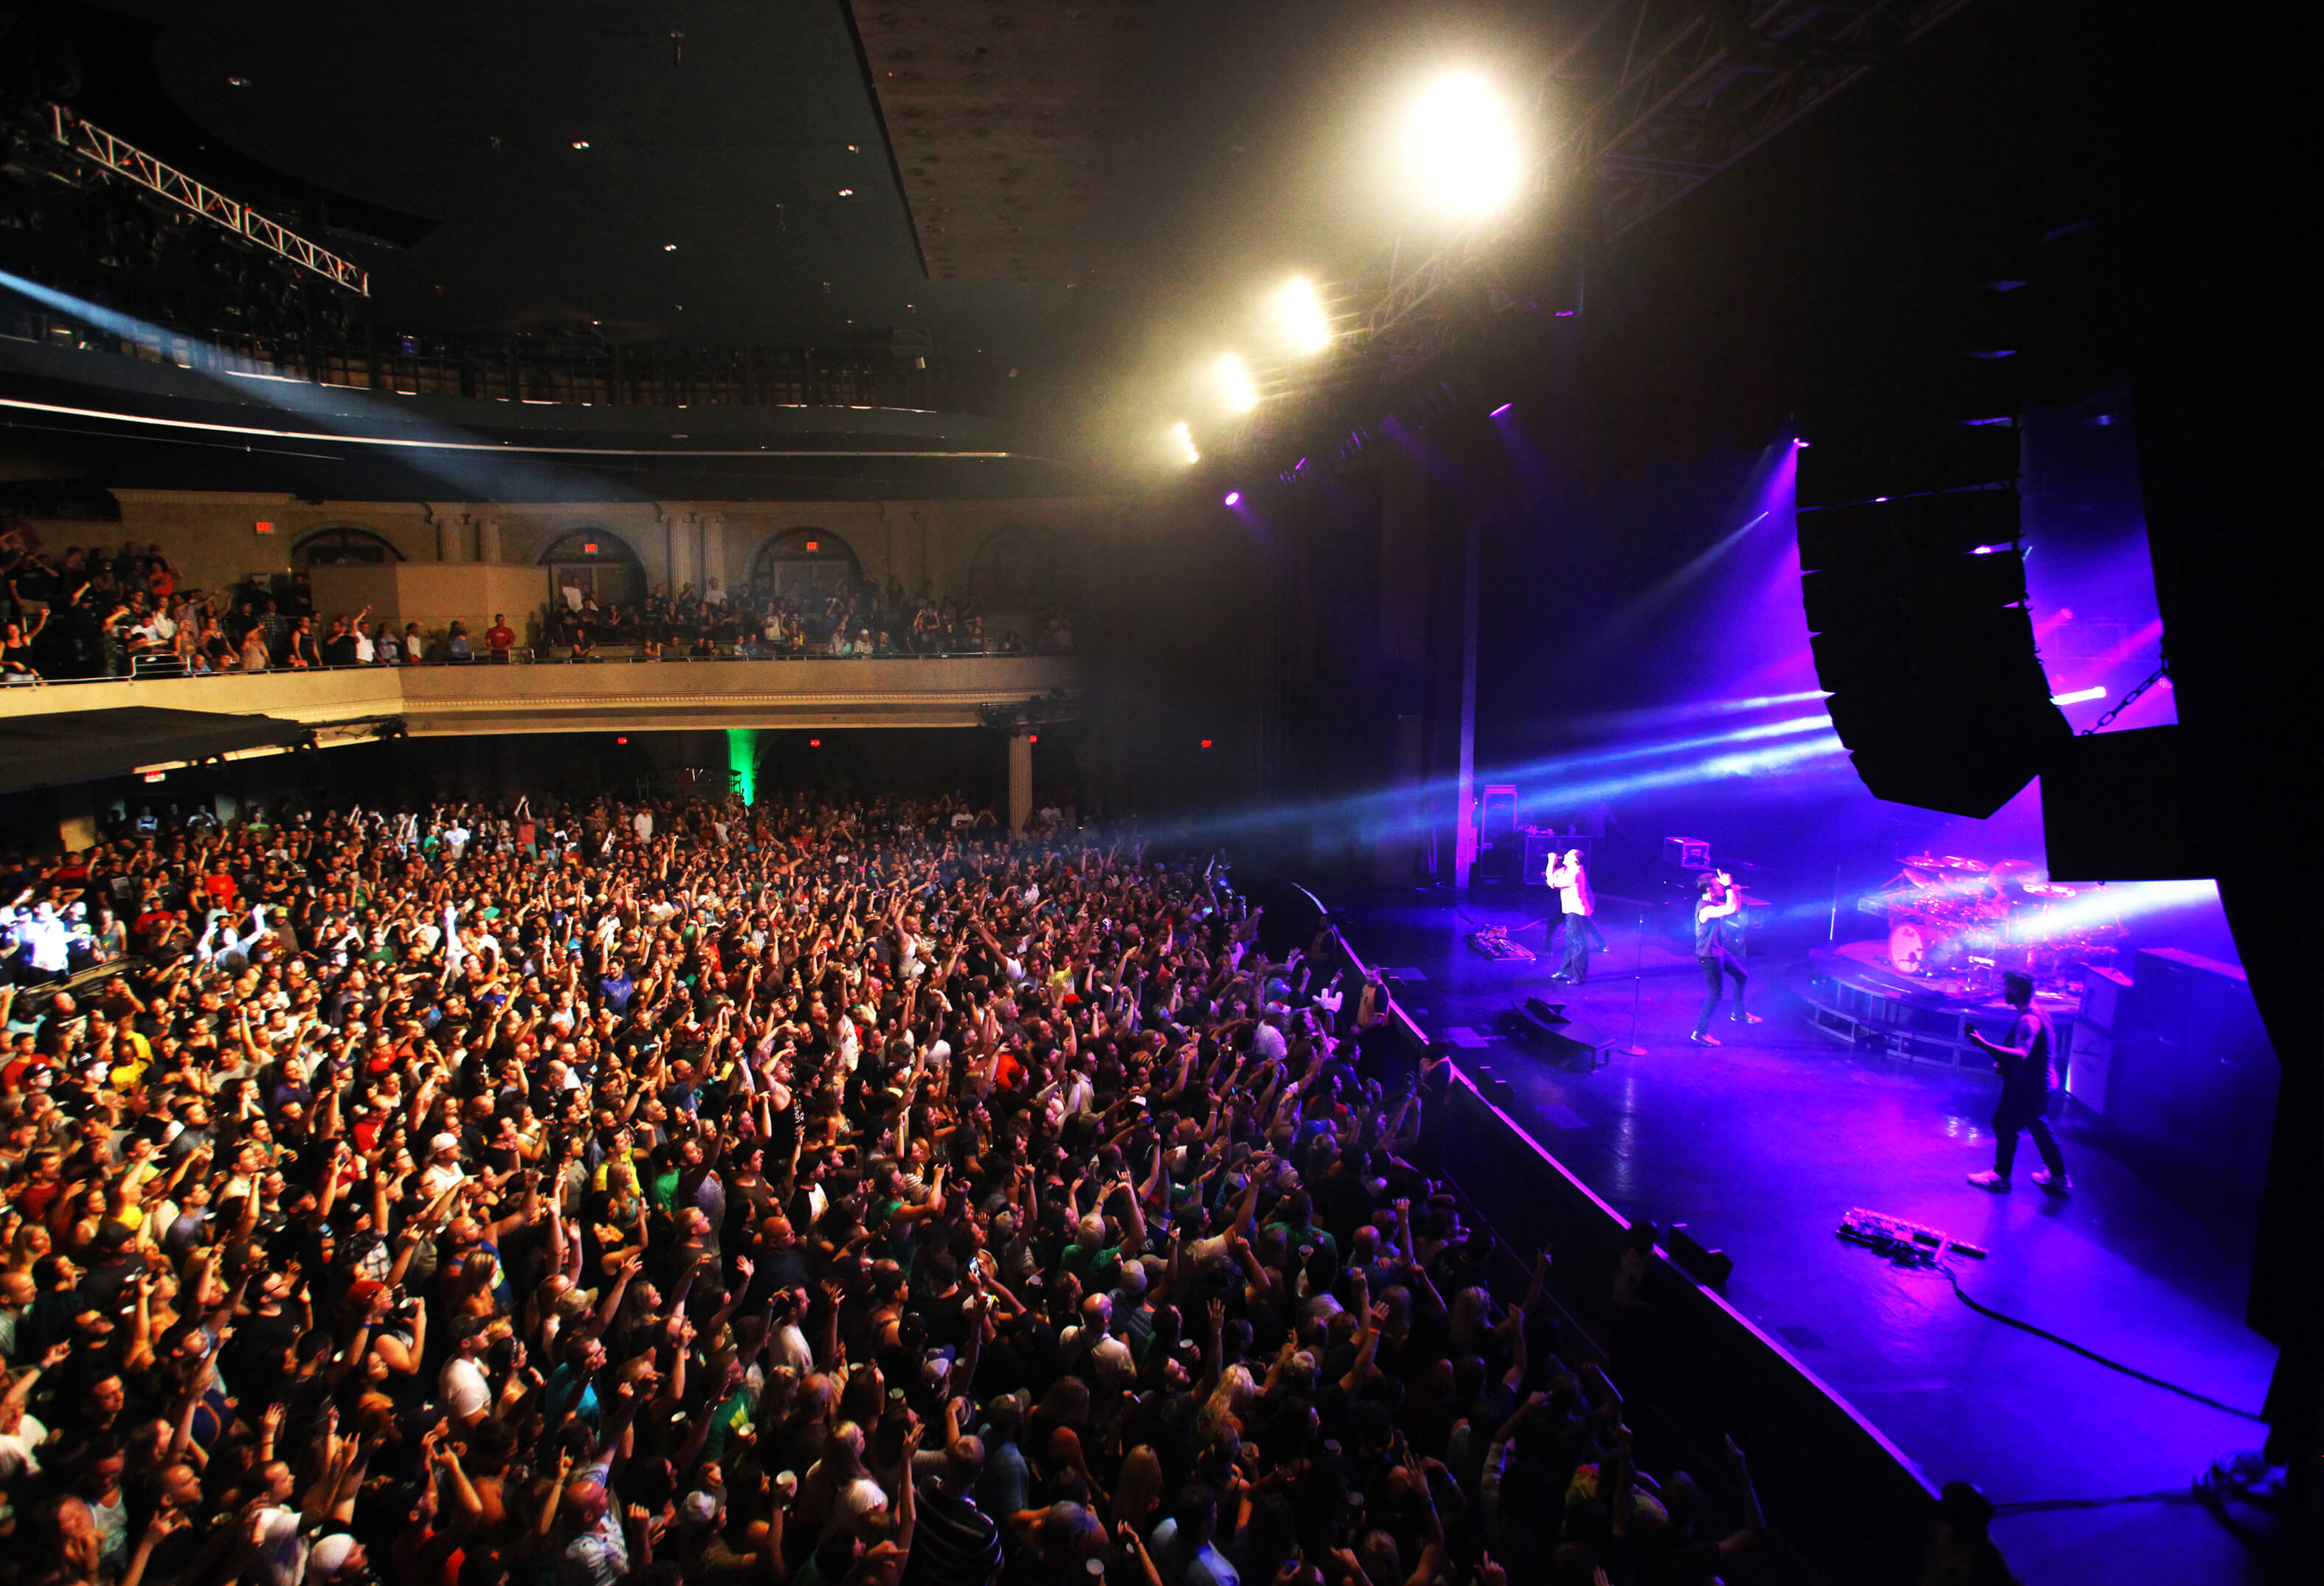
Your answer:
(655, 508), (693, 595)
(426, 503), (472, 564)
(474, 516), (503, 564)
(699, 513), (727, 602)
(1008, 733), (1034, 834)
(1451, 519), (1481, 890)
(1374, 443), (1430, 884)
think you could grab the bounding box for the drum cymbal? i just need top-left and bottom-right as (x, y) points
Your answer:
(1902, 853), (1991, 873)
(2021, 882), (2078, 898)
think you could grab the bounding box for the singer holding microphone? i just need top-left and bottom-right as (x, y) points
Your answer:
(1546, 848), (1603, 983)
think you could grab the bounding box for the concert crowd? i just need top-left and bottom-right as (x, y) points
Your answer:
(0, 791), (1766, 1586)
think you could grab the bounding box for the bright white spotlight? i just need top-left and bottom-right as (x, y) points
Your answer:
(1270, 277), (1333, 356)
(1214, 353), (1259, 413)
(1400, 70), (1525, 219)
(1167, 420), (1200, 465)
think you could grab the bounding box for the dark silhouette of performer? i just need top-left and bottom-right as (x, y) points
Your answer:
(1965, 971), (2070, 1193)
(1688, 870), (1760, 1045)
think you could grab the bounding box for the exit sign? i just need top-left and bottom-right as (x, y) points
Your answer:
(254, 520), (275, 535)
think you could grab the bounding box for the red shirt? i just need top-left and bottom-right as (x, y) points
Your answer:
(485, 624), (516, 653)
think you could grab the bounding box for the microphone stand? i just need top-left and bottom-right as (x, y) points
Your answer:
(1619, 898), (1649, 1057)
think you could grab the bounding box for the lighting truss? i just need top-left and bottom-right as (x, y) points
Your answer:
(1369, 0), (1971, 350)
(48, 105), (369, 295)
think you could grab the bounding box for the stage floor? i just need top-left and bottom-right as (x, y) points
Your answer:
(1332, 887), (2283, 1586)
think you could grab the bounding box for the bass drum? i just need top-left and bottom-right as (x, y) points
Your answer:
(1888, 920), (1931, 975)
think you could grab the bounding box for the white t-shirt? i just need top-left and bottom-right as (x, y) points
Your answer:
(253, 1506), (310, 1586)
(441, 1354), (491, 1420)
(0, 1410), (47, 1481)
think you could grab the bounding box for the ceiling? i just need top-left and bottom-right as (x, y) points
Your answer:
(848, 1), (1144, 287)
(43, 3), (1586, 362)
(12, 1), (2002, 478)
(72, 0), (1104, 356)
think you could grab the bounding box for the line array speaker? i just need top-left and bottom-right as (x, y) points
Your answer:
(1794, 249), (2069, 818)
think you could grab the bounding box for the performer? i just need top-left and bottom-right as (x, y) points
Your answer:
(1964, 971), (2070, 1193)
(1688, 870), (1760, 1045)
(1546, 848), (1603, 983)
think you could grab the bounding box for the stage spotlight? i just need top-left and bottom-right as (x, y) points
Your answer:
(1490, 401), (1513, 418)
(2050, 685), (2109, 704)
(1400, 69), (1525, 219)
(1167, 420), (1200, 465)
(1223, 491), (1242, 507)
(1270, 277), (1333, 356)
(1214, 353), (1259, 413)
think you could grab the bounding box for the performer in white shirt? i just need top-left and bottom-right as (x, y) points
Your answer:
(1545, 849), (1602, 983)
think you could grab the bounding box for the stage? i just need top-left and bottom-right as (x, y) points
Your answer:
(1332, 887), (2282, 1585)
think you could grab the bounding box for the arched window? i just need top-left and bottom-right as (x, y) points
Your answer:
(293, 527), (405, 567)
(968, 524), (1079, 614)
(751, 529), (861, 601)
(541, 530), (644, 611)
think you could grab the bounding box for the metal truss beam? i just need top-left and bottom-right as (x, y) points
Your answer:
(49, 105), (369, 296)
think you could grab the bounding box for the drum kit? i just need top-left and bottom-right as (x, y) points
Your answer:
(1861, 853), (2120, 993)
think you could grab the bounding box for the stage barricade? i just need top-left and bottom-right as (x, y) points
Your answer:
(1251, 873), (1940, 1583)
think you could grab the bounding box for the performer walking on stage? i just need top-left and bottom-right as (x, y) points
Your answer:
(1965, 971), (2071, 1194)
(1546, 848), (1603, 983)
(1688, 870), (1760, 1045)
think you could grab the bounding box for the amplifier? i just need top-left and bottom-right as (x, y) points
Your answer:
(1521, 831), (1594, 884)
(1663, 837), (1710, 870)
(2065, 964), (2131, 1117)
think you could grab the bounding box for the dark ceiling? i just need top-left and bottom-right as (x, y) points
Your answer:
(100, 0), (996, 348)
(6, 0), (2042, 483)
(30, 3), (1583, 367)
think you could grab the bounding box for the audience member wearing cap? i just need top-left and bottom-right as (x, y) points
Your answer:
(0, 789), (1793, 1586)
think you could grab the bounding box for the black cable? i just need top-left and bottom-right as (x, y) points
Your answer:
(1937, 1262), (2266, 1422)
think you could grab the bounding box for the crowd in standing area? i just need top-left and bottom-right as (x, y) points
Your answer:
(0, 791), (1771, 1586)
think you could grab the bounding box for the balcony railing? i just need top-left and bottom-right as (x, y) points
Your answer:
(1, 654), (1089, 737)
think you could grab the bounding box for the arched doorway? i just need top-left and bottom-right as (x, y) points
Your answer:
(292, 527), (405, 567)
(751, 529), (861, 602)
(968, 524), (1081, 642)
(541, 530), (644, 611)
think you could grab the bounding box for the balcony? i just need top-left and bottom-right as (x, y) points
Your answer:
(0, 654), (1088, 740)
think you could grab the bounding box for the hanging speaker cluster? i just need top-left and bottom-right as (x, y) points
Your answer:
(1795, 261), (2069, 819)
